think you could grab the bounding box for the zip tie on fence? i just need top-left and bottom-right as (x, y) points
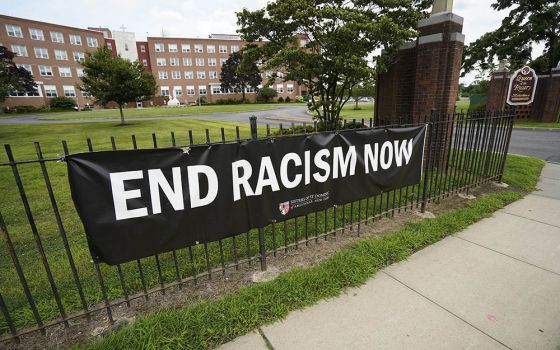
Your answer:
(182, 147), (190, 154)
(56, 155), (66, 163)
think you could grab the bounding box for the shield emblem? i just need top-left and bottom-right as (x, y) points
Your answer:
(279, 201), (290, 215)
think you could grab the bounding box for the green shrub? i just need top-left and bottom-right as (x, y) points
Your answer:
(277, 96), (284, 103)
(273, 124), (315, 135)
(295, 95), (304, 103)
(49, 96), (77, 110)
(285, 96), (291, 103)
(258, 87), (278, 102)
(215, 98), (248, 105)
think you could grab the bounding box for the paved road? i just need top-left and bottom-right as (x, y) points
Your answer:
(219, 163), (560, 350)
(0, 105), (311, 126)
(508, 128), (560, 163)
(1, 106), (558, 161)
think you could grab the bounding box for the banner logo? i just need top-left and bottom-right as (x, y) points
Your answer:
(279, 201), (290, 215)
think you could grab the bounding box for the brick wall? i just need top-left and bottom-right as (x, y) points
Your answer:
(487, 69), (560, 121)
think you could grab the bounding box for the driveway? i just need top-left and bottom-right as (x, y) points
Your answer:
(0, 105), (312, 126)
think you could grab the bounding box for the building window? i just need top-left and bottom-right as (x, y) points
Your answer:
(197, 71), (206, 79)
(59, 67), (72, 77)
(107, 42), (113, 50)
(181, 44), (191, 53)
(29, 28), (44, 41)
(276, 84), (284, 93)
(299, 39), (307, 47)
(70, 34), (82, 45)
(211, 86), (221, 94)
(161, 86), (170, 96)
(156, 58), (167, 66)
(183, 57), (192, 66)
(170, 57), (179, 66)
(34, 47), (49, 59)
(54, 49), (68, 60)
(158, 71), (168, 79)
(50, 31), (64, 43)
(76, 68), (84, 77)
(168, 43), (178, 52)
(11, 87), (40, 97)
(173, 86), (183, 96)
(11, 45), (28, 57)
(207, 45), (215, 53)
(208, 58), (217, 66)
(140, 45), (146, 52)
(39, 65), (53, 76)
(73, 51), (85, 62)
(17, 64), (32, 74)
(194, 44), (203, 53)
(6, 25), (23, 38)
(220, 58), (227, 65)
(82, 91), (91, 97)
(124, 43), (129, 51)
(44, 85), (57, 97)
(287, 84), (294, 93)
(171, 71), (181, 79)
(184, 71), (193, 79)
(209, 71), (218, 79)
(246, 86), (255, 93)
(219, 45), (227, 53)
(198, 86), (207, 95)
(231, 45), (239, 53)
(195, 58), (204, 66)
(63, 85), (76, 97)
(155, 43), (164, 52)
(142, 59), (148, 66)
(87, 37), (98, 47)
(186, 86), (195, 96)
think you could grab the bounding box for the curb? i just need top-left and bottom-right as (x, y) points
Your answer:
(513, 126), (560, 132)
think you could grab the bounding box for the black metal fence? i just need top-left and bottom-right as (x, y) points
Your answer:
(0, 110), (513, 342)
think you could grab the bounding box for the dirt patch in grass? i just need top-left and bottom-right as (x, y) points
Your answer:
(1, 182), (502, 350)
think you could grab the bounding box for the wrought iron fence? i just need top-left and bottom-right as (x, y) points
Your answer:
(0, 110), (513, 342)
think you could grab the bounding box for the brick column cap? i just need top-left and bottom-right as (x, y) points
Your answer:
(418, 12), (463, 27)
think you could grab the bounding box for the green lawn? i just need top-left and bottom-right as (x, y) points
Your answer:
(513, 119), (560, 129)
(339, 102), (374, 120)
(455, 99), (470, 112)
(70, 154), (544, 350)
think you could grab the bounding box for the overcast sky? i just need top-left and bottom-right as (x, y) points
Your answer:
(0, 0), (541, 84)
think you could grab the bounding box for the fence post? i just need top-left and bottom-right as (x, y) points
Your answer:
(421, 118), (434, 213)
(250, 116), (268, 271)
(498, 108), (515, 182)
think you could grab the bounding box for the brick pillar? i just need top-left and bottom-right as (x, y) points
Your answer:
(375, 11), (465, 124)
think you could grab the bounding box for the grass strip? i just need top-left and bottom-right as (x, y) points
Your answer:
(72, 155), (544, 350)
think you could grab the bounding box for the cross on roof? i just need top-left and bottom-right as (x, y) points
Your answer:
(120, 25), (127, 32)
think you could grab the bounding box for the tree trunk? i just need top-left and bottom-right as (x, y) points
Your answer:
(242, 87), (246, 104)
(355, 99), (359, 109)
(119, 104), (125, 125)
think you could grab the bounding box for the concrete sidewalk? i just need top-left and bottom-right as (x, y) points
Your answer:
(219, 162), (560, 350)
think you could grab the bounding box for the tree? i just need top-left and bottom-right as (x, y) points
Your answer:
(349, 82), (376, 110)
(258, 87), (278, 102)
(463, 0), (560, 75)
(79, 46), (157, 124)
(0, 46), (36, 104)
(237, 0), (429, 129)
(220, 51), (262, 102)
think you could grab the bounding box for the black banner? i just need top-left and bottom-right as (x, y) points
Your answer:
(67, 126), (426, 265)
